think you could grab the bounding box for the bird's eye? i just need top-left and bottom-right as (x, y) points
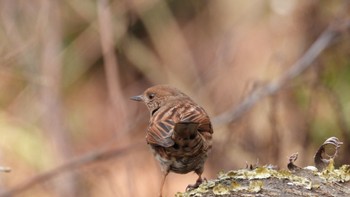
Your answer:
(148, 93), (155, 99)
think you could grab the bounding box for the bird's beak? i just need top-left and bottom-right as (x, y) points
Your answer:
(130, 95), (143, 101)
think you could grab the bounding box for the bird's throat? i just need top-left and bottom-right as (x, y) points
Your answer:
(151, 107), (160, 116)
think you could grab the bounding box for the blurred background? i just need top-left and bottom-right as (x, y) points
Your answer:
(0, 0), (349, 196)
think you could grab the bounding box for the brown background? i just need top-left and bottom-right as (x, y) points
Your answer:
(0, 0), (349, 196)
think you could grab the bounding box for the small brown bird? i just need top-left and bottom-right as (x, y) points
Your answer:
(131, 85), (213, 196)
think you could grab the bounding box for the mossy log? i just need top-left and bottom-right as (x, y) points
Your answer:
(176, 164), (350, 197)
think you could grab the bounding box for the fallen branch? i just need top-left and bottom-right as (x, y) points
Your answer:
(176, 164), (350, 197)
(178, 137), (350, 197)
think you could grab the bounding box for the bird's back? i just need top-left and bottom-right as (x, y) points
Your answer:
(147, 97), (213, 174)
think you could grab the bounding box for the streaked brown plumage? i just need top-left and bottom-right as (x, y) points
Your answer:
(131, 85), (213, 196)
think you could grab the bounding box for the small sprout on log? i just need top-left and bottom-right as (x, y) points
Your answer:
(287, 152), (301, 171)
(314, 137), (343, 171)
(245, 159), (259, 170)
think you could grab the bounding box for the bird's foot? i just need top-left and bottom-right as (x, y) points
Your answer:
(186, 177), (207, 191)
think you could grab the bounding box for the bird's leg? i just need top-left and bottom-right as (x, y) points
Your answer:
(159, 171), (169, 197)
(186, 170), (206, 191)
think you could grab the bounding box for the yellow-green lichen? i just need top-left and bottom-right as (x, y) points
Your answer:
(176, 164), (350, 196)
(213, 183), (230, 195)
(319, 164), (350, 182)
(229, 181), (241, 191)
(248, 180), (263, 192)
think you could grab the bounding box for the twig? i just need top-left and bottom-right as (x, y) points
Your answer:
(0, 141), (144, 197)
(212, 19), (350, 125)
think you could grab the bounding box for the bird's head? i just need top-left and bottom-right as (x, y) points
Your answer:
(130, 85), (186, 115)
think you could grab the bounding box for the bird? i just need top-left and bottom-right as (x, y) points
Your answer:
(131, 85), (213, 196)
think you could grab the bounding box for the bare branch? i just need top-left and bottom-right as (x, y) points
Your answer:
(0, 141), (144, 197)
(212, 19), (350, 125)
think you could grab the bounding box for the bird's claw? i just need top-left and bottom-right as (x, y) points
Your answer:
(186, 177), (207, 191)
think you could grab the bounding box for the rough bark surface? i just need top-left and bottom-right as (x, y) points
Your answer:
(176, 164), (350, 197)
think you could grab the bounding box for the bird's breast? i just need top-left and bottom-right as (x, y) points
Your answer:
(149, 133), (211, 174)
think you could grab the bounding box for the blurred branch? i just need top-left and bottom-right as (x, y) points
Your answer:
(39, 1), (76, 196)
(0, 141), (144, 197)
(128, 0), (200, 90)
(0, 166), (11, 173)
(97, 0), (128, 133)
(212, 18), (350, 126)
(97, 3), (136, 196)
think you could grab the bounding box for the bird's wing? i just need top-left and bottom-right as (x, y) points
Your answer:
(147, 119), (175, 147)
(178, 105), (213, 136)
(146, 104), (213, 147)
